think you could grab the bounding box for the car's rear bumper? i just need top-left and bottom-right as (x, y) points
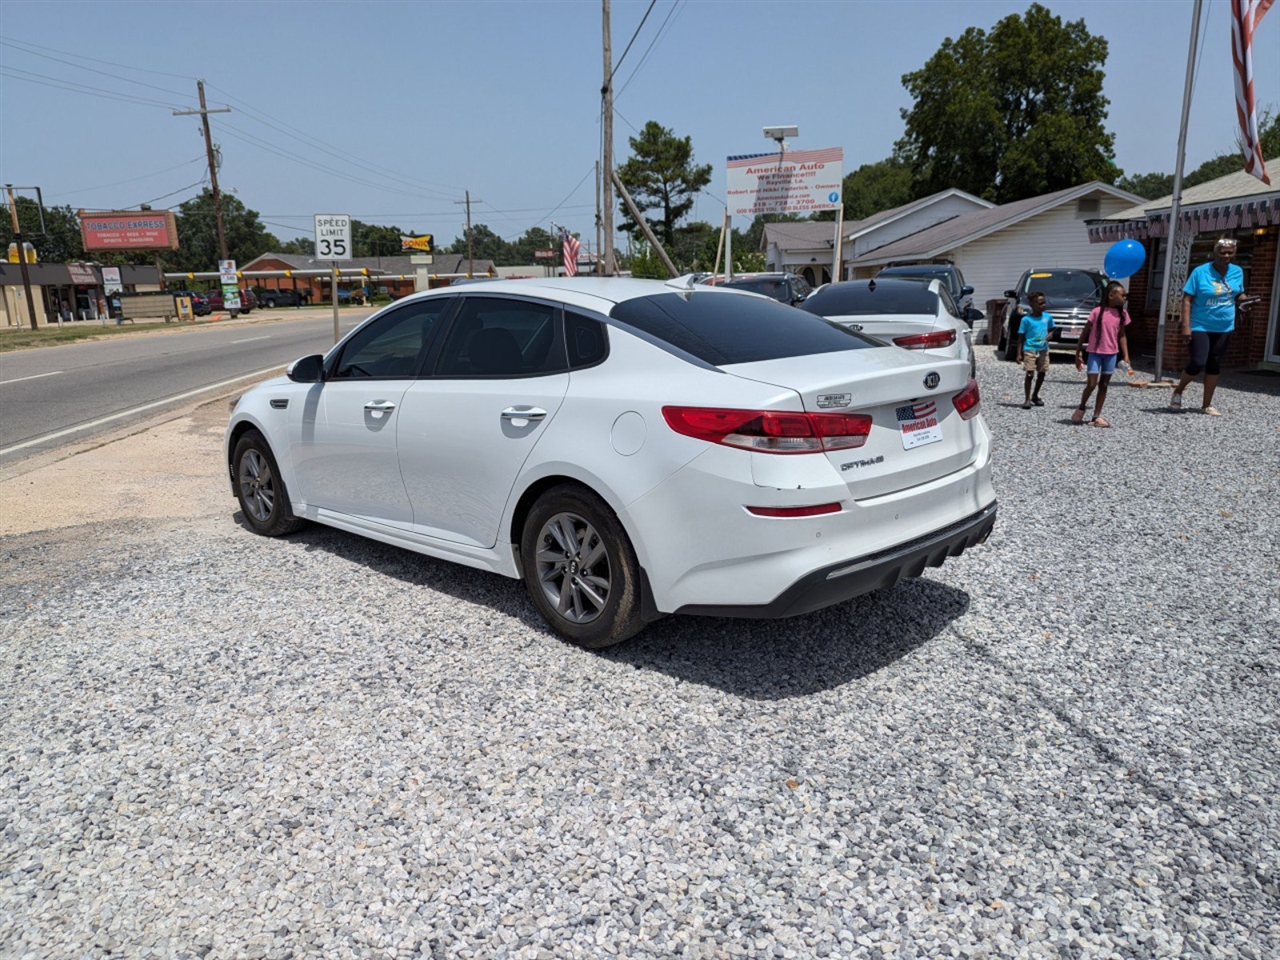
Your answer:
(674, 501), (996, 618)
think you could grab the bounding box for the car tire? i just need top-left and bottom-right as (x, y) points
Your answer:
(233, 429), (306, 537)
(1001, 315), (1020, 362)
(264, 299), (276, 309)
(521, 484), (646, 649)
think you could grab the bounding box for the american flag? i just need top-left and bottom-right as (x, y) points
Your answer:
(896, 401), (937, 422)
(561, 229), (582, 278)
(1231, 0), (1274, 184)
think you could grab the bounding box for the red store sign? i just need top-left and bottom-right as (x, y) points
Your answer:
(79, 209), (180, 251)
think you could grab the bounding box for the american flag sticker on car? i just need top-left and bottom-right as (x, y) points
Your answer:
(895, 400), (943, 450)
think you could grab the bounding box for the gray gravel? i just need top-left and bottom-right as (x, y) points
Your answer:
(2, 349), (1278, 959)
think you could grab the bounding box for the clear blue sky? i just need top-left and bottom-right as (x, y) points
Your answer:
(2, 0), (1277, 252)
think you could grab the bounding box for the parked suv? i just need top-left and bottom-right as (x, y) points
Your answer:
(203, 289), (254, 313)
(876, 259), (975, 319)
(700, 272), (813, 306)
(996, 268), (1106, 361)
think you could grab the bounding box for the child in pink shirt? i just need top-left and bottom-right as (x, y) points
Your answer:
(1072, 281), (1134, 427)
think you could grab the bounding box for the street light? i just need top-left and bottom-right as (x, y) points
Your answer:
(763, 125), (799, 154)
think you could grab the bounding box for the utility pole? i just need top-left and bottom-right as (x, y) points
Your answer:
(595, 160), (602, 277)
(601, 0), (616, 276)
(5, 185), (40, 331)
(174, 81), (231, 262)
(454, 190), (481, 277)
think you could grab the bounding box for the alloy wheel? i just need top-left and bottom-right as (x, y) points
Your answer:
(535, 511), (611, 624)
(238, 449), (276, 523)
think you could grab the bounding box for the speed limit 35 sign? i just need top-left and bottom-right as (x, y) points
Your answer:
(314, 214), (352, 260)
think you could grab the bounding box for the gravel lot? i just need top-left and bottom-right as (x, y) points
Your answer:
(2, 349), (1278, 960)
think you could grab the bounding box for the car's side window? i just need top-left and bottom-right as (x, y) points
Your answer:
(434, 297), (566, 378)
(330, 298), (452, 379)
(565, 311), (608, 369)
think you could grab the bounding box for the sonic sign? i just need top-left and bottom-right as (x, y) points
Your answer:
(725, 147), (844, 216)
(79, 210), (179, 251)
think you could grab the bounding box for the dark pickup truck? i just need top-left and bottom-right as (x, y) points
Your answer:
(255, 288), (312, 308)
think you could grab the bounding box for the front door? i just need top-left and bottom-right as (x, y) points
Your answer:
(397, 296), (569, 548)
(289, 298), (451, 529)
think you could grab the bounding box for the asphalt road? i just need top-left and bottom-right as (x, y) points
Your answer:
(0, 309), (372, 462)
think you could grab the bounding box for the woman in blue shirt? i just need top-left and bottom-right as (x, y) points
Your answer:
(1170, 238), (1246, 416)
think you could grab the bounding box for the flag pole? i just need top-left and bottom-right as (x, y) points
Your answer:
(1154, 0), (1203, 383)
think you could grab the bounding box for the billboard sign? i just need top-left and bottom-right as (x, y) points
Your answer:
(726, 147), (844, 216)
(533, 249), (556, 259)
(401, 234), (435, 253)
(219, 259), (240, 310)
(79, 210), (179, 251)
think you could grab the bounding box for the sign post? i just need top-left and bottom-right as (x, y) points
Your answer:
(218, 259), (240, 316)
(315, 214), (352, 343)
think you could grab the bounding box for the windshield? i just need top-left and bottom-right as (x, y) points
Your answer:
(610, 292), (876, 365)
(878, 266), (951, 286)
(1020, 271), (1103, 301)
(800, 281), (940, 317)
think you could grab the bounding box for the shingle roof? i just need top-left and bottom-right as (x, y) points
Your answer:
(849, 182), (1143, 265)
(1104, 169), (1280, 221)
(760, 188), (993, 251)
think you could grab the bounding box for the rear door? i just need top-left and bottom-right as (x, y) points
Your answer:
(396, 295), (570, 548)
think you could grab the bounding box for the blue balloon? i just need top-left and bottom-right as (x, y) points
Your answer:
(1103, 239), (1146, 279)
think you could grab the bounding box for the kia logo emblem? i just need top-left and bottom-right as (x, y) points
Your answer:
(923, 372), (940, 389)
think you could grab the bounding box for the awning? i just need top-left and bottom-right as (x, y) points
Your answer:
(1088, 196), (1280, 242)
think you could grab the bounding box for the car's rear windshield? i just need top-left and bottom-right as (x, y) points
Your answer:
(609, 291), (876, 365)
(878, 266), (951, 285)
(720, 277), (787, 302)
(1021, 271), (1103, 300)
(800, 282), (939, 317)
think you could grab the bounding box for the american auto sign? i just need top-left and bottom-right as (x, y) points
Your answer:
(726, 147), (844, 216)
(79, 210), (179, 251)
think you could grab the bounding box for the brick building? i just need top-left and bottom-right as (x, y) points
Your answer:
(1089, 170), (1280, 370)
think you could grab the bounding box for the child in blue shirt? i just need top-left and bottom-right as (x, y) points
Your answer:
(1017, 291), (1056, 409)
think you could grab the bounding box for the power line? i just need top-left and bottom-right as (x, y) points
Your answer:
(48, 157), (206, 199)
(0, 35), (195, 79)
(610, 0), (658, 81)
(0, 38), (194, 99)
(134, 178), (208, 208)
(616, 0), (687, 102)
(0, 67), (184, 109)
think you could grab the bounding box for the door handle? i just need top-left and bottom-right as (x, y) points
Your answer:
(364, 400), (396, 413)
(501, 406), (547, 422)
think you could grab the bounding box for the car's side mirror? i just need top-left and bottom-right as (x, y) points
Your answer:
(962, 307), (982, 327)
(1004, 289), (1019, 299)
(960, 285), (974, 297)
(287, 354), (325, 383)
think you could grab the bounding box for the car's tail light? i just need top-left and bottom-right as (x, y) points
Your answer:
(746, 503), (843, 518)
(894, 330), (957, 349)
(662, 407), (873, 454)
(952, 379), (981, 420)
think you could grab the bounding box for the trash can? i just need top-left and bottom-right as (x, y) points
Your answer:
(985, 298), (1009, 345)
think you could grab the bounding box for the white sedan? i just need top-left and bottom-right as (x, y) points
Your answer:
(801, 278), (976, 376)
(226, 277), (996, 647)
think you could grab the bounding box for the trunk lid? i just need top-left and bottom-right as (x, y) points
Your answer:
(725, 346), (978, 499)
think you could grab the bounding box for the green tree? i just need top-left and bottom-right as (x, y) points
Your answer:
(0, 199), (85, 264)
(277, 236), (314, 256)
(509, 226), (557, 264)
(352, 220), (405, 261)
(166, 189), (279, 271)
(842, 158), (914, 220)
(897, 3), (1118, 203)
(445, 223), (510, 266)
(1114, 171), (1173, 201)
(616, 121), (713, 247)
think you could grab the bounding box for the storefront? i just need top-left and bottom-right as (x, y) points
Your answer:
(1089, 171), (1280, 370)
(1, 262), (162, 327)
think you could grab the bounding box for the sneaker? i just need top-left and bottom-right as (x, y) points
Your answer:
(1203, 406), (1221, 416)
(1022, 402), (1032, 410)
(1031, 397), (1045, 406)
(1169, 392), (1183, 411)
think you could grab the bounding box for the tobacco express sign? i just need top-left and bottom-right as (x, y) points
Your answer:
(314, 214), (352, 260)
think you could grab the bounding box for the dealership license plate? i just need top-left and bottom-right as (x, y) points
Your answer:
(896, 401), (943, 450)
